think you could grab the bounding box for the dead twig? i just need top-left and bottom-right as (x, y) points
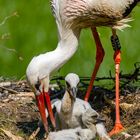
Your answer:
(133, 133), (140, 139)
(121, 132), (132, 139)
(0, 128), (24, 140)
(103, 95), (136, 112)
(103, 95), (115, 108)
(0, 86), (19, 94)
(0, 11), (19, 26)
(14, 92), (34, 98)
(0, 82), (12, 87)
(29, 127), (41, 140)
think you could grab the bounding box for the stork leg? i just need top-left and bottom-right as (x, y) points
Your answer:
(109, 30), (124, 136)
(84, 27), (105, 101)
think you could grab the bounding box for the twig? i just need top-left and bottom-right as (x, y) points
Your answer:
(121, 132), (132, 139)
(0, 86), (19, 94)
(0, 11), (19, 26)
(103, 95), (115, 108)
(0, 82), (12, 87)
(14, 92), (34, 98)
(29, 127), (41, 140)
(0, 45), (24, 61)
(133, 133), (140, 139)
(16, 75), (26, 85)
(0, 128), (24, 140)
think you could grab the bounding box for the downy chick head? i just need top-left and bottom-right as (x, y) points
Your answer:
(65, 73), (80, 100)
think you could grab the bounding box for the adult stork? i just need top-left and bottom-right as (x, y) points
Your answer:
(26, 0), (139, 135)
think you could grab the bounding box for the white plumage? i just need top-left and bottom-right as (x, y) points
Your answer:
(50, 73), (110, 140)
(48, 103), (110, 140)
(51, 0), (137, 31)
(47, 127), (96, 140)
(26, 0), (139, 93)
(53, 98), (93, 129)
(26, 0), (139, 134)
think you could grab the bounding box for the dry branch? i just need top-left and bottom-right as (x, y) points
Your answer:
(0, 128), (24, 140)
(0, 86), (19, 94)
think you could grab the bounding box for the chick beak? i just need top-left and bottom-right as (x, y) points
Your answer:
(36, 91), (56, 133)
(96, 116), (105, 123)
(71, 87), (78, 100)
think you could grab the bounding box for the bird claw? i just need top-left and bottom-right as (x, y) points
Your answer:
(109, 123), (124, 136)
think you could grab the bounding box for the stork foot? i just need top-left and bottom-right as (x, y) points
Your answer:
(109, 123), (124, 136)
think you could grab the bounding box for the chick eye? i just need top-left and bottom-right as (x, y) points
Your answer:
(66, 81), (70, 88)
(77, 82), (80, 87)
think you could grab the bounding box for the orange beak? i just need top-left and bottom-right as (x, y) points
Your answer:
(36, 91), (56, 133)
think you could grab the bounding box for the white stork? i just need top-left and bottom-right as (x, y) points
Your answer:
(51, 73), (110, 140)
(46, 128), (96, 140)
(52, 73), (95, 130)
(26, 0), (139, 135)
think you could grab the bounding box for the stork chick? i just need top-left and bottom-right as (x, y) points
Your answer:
(47, 109), (111, 140)
(47, 127), (96, 140)
(52, 73), (81, 129)
(52, 73), (110, 140)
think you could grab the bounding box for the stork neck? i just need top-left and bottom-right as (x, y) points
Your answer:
(56, 29), (80, 53)
(61, 91), (75, 115)
(123, 0), (139, 17)
(49, 29), (80, 73)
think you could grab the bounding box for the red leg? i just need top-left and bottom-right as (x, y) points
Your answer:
(109, 32), (124, 136)
(84, 27), (105, 101)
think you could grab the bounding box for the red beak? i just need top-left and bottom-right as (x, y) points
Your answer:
(36, 91), (56, 133)
(44, 91), (56, 128)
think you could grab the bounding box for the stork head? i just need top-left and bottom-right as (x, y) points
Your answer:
(26, 67), (55, 133)
(65, 73), (80, 100)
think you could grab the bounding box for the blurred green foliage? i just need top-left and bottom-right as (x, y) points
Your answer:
(0, 0), (140, 79)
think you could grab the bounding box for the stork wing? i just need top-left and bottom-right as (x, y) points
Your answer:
(51, 98), (61, 108)
(50, 0), (63, 40)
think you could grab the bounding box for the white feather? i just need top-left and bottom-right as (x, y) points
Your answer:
(47, 127), (95, 140)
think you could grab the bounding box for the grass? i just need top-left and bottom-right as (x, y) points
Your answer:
(0, 1), (140, 79)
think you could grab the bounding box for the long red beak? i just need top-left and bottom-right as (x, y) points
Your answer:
(36, 91), (56, 133)
(44, 91), (56, 128)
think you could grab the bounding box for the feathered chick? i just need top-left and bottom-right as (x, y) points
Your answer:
(51, 73), (111, 140)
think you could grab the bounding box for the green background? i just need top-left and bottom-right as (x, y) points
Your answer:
(0, 0), (140, 79)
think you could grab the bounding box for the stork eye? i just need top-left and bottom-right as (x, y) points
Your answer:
(35, 81), (40, 91)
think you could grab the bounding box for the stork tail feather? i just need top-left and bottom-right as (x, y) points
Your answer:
(113, 18), (133, 31)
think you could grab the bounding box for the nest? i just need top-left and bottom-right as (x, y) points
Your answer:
(0, 62), (140, 140)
